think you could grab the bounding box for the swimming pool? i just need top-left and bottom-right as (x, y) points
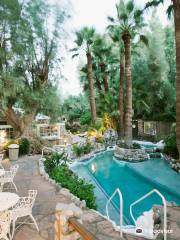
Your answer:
(72, 150), (180, 225)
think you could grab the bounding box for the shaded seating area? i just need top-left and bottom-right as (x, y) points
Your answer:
(0, 154), (38, 240)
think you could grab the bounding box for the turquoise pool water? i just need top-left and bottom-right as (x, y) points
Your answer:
(72, 151), (180, 225)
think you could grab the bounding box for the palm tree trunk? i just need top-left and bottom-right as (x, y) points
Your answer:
(118, 51), (125, 138)
(86, 50), (97, 122)
(100, 63), (109, 92)
(95, 77), (102, 94)
(173, 0), (180, 160)
(123, 34), (132, 146)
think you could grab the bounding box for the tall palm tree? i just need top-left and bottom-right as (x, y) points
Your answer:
(108, 26), (125, 138)
(144, 1), (180, 158)
(108, 0), (147, 145)
(92, 35), (112, 93)
(71, 27), (97, 122)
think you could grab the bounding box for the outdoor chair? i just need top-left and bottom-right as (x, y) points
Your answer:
(0, 211), (12, 240)
(0, 154), (4, 170)
(0, 165), (19, 192)
(12, 190), (39, 236)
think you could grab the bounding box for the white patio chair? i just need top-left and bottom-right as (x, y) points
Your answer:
(12, 190), (39, 236)
(0, 165), (19, 192)
(0, 154), (4, 170)
(0, 211), (12, 240)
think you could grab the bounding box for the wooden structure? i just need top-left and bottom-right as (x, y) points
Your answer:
(133, 120), (173, 139)
(54, 204), (99, 240)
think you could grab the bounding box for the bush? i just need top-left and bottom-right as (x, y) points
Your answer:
(132, 143), (141, 149)
(92, 118), (103, 130)
(44, 154), (96, 209)
(164, 133), (179, 159)
(80, 112), (92, 126)
(3, 138), (30, 156)
(19, 138), (30, 155)
(72, 141), (93, 157)
(44, 152), (67, 172)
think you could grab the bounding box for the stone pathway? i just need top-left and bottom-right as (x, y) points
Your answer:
(2, 155), (180, 240)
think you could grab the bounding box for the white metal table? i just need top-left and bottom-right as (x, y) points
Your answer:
(0, 192), (19, 211)
(0, 169), (5, 176)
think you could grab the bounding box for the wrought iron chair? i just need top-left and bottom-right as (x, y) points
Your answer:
(0, 211), (12, 240)
(0, 165), (19, 192)
(12, 190), (39, 236)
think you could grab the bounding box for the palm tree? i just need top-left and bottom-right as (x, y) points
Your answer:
(71, 27), (97, 122)
(92, 35), (112, 93)
(144, 1), (180, 158)
(108, 0), (147, 146)
(108, 26), (125, 138)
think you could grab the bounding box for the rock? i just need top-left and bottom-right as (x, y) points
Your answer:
(60, 188), (71, 197)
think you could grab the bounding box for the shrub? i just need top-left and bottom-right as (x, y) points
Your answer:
(29, 136), (45, 154)
(92, 118), (103, 130)
(3, 139), (16, 152)
(132, 143), (141, 149)
(44, 152), (67, 172)
(3, 138), (30, 156)
(51, 165), (96, 209)
(72, 141), (93, 157)
(19, 138), (30, 155)
(164, 133), (179, 159)
(44, 154), (96, 209)
(72, 144), (83, 157)
(80, 112), (92, 126)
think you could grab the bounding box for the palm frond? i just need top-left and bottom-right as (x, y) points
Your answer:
(139, 35), (148, 46)
(166, 4), (173, 19)
(107, 16), (115, 23)
(126, 0), (134, 13)
(70, 47), (78, 52)
(144, 0), (164, 10)
(72, 53), (79, 58)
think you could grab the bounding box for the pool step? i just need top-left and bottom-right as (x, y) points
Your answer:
(106, 188), (167, 240)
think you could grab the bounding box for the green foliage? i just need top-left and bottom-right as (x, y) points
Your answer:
(19, 138), (30, 155)
(50, 165), (96, 209)
(62, 95), (89, 122)
(73, 141), (93, 157)
(164, 133), (179, 159)
(44, 152), (68, 173)
(117, 142), (141, 149)
(91, 118), (103, 130)
(0, 0), (70, 135)
(44, 153), (96, 209)
(3, 139), (16, 153)
(3, 137), (30, 155)
(80, 112), (92, 126)
(132, 13), (175, 121)
(132, 142), (141, 149)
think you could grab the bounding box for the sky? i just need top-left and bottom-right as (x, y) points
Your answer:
(57, 0), (170, 98)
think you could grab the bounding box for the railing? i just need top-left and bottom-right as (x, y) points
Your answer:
(54, 211), (99, 240)
(130, 189), (167, 240)
(106, 188), (123, 237)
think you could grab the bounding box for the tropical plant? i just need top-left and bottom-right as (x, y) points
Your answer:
(108, 26), (125, 138)
(108, 0), (147, 145)
(71, 27), (97, 122)
(50, 164), (96, 209)
(44, 152), (68, 173)
(144, 0), (180, 160)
